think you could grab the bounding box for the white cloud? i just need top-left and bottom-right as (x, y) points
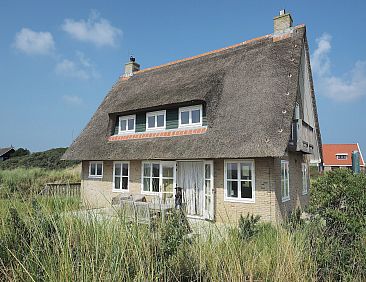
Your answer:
(61, 11), (122, 47)
(13, 28), (55, 55)
(312, 33), (366, 101)
(55, 52), (98, 80)
(62, 95), (83, 106)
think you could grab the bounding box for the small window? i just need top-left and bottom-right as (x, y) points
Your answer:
(146, 111), (166, 130)
(119, 115), (135, 134)
(281, 160), (290, 202)
(302, 163), (308, 195)
(336, 154), (348, 160)
(113, 162), (129, 191)
(224, 160), (255, 202)
(89, 161), (103, 178)
(179, 105), (203, 127)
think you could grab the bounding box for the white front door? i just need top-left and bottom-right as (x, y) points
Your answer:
(160, 161), (176, 205)
(177, 161), (214, 220)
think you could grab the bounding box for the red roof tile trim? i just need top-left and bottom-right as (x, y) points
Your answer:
(323, 144), (365, 166)
(118, 24), (306, 78)
(108, 127), (207, 142)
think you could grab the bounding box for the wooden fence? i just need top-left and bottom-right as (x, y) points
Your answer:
(39, 182), (81, 197)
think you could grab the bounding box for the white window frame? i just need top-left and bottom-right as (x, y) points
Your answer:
(203, 160), (214, 219)
(88, 161), (103, 179)
(224, 159), (255, 203)
(336, 153), (348, 160)
(302, 163), (308, 195)
(281, 160), (290, 202)
(141, 161), (176, 196)
(112, 161), (130, 192)
(178, 105), (203, 128)
(146, 110), (166, 131)
(118, 115), (136, 134)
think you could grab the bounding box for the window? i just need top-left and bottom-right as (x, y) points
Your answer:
(179, 105), (203, 127)
(89, 161), (103, 178)
(113, 162), (129, 191)
(142, 162), (175, 201)
(224, 160), (255, 202)
(281, 160), (290, 202)
(119, 115), (135, 134)
(146, 110), (166, 130)
(302, 163), (308, 195)
(336, 154), (348, 160)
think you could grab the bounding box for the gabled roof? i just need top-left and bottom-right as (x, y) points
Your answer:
(323, 144), (365, 166)
(63, 25), (316, 161)
(0, 147), (14, 157)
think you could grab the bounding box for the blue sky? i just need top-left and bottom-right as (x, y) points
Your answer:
(0, 0), (365, 154)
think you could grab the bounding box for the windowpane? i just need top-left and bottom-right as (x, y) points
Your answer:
(91, 163), (96, 175)
(181, 111), (189, 124)
(114, 163), (121, 176)
(148, 116), (155, 128)
(205, 180), (211, 194)
(240, 163), (252, 180)
(128, 118), (134, 130)
(122, 177), (128, 190)
(114, 177), (121, 189)
(156, 114), (165, 127)
(227, 181), (238, 198)
(143, 163), (151, 177)
(205, 164), (211, 179)
(152, 178), (160, 192)
(152, 164), (160, 177)
(227, 163), (238, 179)
(122, 163), (129, 176)
(162, 179), (173, 193)
(120, 119), (127, 131)
(241, 181), (252, 199)
(143, 178), (150, 191)
(96, 164), (102, 176)
(162, 166), (173, 178)
(191, 109), (201, 123)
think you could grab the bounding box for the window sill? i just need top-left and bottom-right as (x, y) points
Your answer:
(88, 175), (103, 179)
(141, 191), (161, 196)
(282, 197), (290, 203)
(112, 189), (130, 193)
(224, 197), (255, 204)
(178, 123), (203, 129)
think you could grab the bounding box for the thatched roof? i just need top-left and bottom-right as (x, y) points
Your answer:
(0, 147), (14, 157)
(63, 25), (317, 161)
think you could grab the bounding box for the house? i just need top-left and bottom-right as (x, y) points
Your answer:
(0, 147), (15, 161)
(63, 11), (322, 223)
(323, 144), (365, 172)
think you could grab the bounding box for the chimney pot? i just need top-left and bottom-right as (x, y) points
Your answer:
(273, 10), (293, 34)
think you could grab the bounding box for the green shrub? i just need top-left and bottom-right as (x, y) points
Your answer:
(238, 213), (261, 240)
(309, 169), (366, 280)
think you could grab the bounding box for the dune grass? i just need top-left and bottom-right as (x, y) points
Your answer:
(0, 197), (316, 281)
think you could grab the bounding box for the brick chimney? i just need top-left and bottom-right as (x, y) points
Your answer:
(273, 10), (293, 34)
(124, 56), (140, 77)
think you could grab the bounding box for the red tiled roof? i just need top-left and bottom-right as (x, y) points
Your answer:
(323, 144), (365, 166)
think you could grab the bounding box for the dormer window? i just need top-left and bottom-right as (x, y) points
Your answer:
(146, 110), (166, 130)
(119, 115), (135, 134)
(336, 154), (348, 160)
(179, 105), (203, 127)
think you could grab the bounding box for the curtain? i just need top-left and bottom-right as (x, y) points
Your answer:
(177, 162), (204, 216)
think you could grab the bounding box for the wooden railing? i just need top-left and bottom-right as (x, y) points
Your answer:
(39, 182), (81, 197)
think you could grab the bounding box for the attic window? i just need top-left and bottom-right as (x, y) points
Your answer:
(336, 154), (348, 160)
(119, 115), (135, 134)
(146, 110), (166, 130)
(179, 105), (203, 128)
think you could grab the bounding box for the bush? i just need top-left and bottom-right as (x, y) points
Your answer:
(308, 169), (366, 280)
(238, 213), (261, 240)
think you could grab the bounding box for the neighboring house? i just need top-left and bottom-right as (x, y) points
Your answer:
(323, 144), (365, 172)
(63, 11), (322, 223)
(0, 147), (15, 161)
